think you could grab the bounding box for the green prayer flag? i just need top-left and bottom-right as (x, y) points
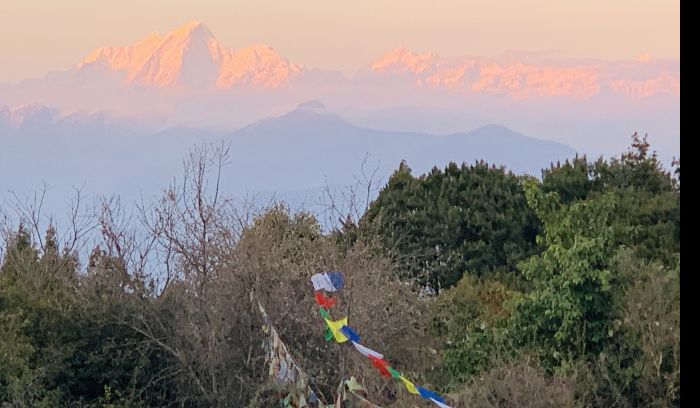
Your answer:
(387, 366), (402, 379)
(319, 307), (331, 319)
(324, 326), (333, 341)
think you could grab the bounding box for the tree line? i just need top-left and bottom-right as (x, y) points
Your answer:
(0, 134), (679, 407)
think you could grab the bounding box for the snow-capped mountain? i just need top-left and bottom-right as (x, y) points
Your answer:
(1, 21), (680, 101)
(0, 21), (679, 161)
(368, 47), (680, 100)
(77, 21), (304, 89)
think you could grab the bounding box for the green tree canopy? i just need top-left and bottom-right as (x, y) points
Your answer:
(361, 160), (540, 289)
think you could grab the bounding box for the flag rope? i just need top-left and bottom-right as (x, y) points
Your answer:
(311, 272), (453, 408)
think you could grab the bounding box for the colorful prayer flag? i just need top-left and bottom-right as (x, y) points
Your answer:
(368, 356), (391, 377)
(310, 270), (452, 408)
(324, 317), (349, 343)
(417, 386), (445, 403)
(351, 341), (384, 359)
(315, 291), (337, 308)
(324, 327), (333, 341)
(340, 325), (360, 343)
(430, 398), (453, 408)
(311, 272), (344, 292)
(399, 376), (419, 394)
(387, 367), (402, 380)
(319, 307), (331, 319)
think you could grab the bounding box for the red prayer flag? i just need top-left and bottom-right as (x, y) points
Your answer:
(369, 356), (391, 377)
(314, 291), (337, 308)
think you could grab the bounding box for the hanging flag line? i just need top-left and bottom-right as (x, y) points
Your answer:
(310, 272), (453, 408)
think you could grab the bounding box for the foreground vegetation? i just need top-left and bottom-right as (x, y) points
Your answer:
(0, 134), (679, 407)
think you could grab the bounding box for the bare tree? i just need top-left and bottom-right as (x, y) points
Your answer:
(118, 140), (273, 406)
(320, 153), (383, 232)
(2, 184), (97, 278)
(136, 141), (230, 289)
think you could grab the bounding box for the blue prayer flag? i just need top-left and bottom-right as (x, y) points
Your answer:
(417, 386), (445, 403)
(340, 325), (361, 343)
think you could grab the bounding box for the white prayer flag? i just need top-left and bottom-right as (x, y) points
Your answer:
(311, 273), (335, 292)
(351, 341), (384, 359)
(310, 272), (344, 292)
(431, 398), (453, 408)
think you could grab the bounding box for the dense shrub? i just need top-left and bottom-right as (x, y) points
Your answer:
(451, 357), (577, 408)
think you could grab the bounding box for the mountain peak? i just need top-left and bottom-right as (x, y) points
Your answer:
(78, 22), (302, 89)
(372, 47), (439, 74)
(178, 20), (206, 31)
(296, 100), (326, 110)
(170, 20), (214, 40)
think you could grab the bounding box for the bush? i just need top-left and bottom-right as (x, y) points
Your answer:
(431, 275), (521, 386)
(510, 179), (618, 370)
(451, 357), (577, 408)
(233, 204), (437, 407)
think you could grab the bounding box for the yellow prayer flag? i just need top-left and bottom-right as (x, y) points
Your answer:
(324, 317), (349, 343)
(399, 375), (419, 394)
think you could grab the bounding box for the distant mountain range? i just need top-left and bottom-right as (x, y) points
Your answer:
(1, 21), (678, 98)
(1, 101), (576, 223)
(219, 103), (575, 191)
(0, 21), (679, 117)
(0, 20), (679, 163)
(0, 20), (679, 223)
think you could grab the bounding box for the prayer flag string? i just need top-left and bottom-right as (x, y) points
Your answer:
(310, 271), (452, 408)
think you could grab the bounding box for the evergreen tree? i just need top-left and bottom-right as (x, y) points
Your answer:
(361, 161), (540, 289)
(541, 133), (680, 266)
(541, 155), (596, 204)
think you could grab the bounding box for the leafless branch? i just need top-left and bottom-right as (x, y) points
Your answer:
(319, 152), (383, 232)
